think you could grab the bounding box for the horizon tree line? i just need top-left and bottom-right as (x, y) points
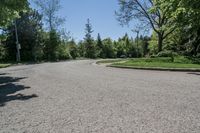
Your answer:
(0, 0), (199, 62)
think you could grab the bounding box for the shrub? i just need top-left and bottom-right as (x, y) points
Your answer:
(57, 44), (71, 60)
(157, 51), (173, 57)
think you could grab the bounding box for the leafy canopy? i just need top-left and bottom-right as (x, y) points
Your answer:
(0, 0), (28, 27)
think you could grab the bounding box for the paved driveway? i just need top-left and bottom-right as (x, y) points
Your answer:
(0, 60), (200, 133)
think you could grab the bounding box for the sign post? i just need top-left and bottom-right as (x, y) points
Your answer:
(15, 20), (21, 62)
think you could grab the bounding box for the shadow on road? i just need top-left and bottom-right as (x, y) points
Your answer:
(0, 74), (38, 107)
(0, 73), (8, 76)
(188, 72), (200, 76)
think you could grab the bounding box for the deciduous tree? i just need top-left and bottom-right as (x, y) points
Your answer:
(116, 0), (176, 52)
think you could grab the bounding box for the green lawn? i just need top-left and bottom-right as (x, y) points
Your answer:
(0, 64), (11, 68)
(103, 57), (200, 71)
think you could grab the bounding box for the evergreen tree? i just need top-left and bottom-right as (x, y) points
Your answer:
(84, 19), (96, 58)
(96, 33), (104, 58)
(44, 30), (60, 61)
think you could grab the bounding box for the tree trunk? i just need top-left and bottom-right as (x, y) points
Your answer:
(158, 34), (163, 52)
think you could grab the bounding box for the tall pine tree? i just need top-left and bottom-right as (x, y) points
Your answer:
(96, 33), (104, 58)
(84, 19), (96, 58)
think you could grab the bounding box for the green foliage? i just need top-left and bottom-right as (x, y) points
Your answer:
(68, 39), (78, 59)
(157, 51), (173, 58)
(77, 41), (86, 57)
(96, 33), (104, 58)
(157, 50), (176, 62)
(0, 63), (10, 68)
(5, 10), (44, 61)
(44, 30), (61, 61)
(132, 58), (173, 63)
(1, 0), (199, 63)
(111, 57), (200, 70)
(102, 38), (116, 58)
(160, 0), (200, 57)
(56, 43), (71, 60)
(149, 33), (158, 55)
(115, 34), (139, 58)
(84, 19), (96, 58)
(116, 0), (176, 52)
(0, 0), (28, 27)
(35, 0), (65, 30)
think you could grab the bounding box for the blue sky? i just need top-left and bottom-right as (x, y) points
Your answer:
(30, 0), (138, 41)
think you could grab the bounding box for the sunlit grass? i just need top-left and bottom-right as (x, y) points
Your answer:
(107, 57), (200, 71)
(96, 59), (124, 64)
(0, 64), (11, 68)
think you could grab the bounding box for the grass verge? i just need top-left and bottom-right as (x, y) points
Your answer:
(105, 57), (200, 72)
(96, 59), (124, 64)
(0, 64), (11, 68)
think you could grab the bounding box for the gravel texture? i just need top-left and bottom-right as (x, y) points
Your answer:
(0, 60), (200, 133)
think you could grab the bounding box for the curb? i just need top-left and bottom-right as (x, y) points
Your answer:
(108, 65), (200, 72)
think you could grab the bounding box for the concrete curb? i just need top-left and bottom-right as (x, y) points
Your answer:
(108, 65), (200, 72)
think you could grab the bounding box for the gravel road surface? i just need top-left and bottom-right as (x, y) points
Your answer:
(0, 60), (200, 133)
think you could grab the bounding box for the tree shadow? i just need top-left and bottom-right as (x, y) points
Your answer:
(187, 72), (200, 76)
(0, 73), (8, 76)
(0, 74), (38, 107)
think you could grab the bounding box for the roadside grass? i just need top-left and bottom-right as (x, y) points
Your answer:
(100, 57), (200, 71)
(96, 59), (124, 64)
(0, 63), (11, 68)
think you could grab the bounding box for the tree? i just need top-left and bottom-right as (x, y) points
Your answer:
(141, 36), (151, 57)
(68, 39), (78, 59)
(35, 0), (65, 61)
(161, 0), (200, 57)
(102, 38), (116, 58)
(116, 0), (176, 52)
(166, 0), (200, 28)
(57, 41), (71, 60)
(115, 38), (126, 58)
(78, 41), (86, 57)
(84, 19), (96, 58)
(44, 30), (60, 61)
(123, 34), (133, 57)
(0, 0), (28, 28)
(96, 33), (104, 58)
(5, 10), (44, 61)
(35, 0), (65, 31)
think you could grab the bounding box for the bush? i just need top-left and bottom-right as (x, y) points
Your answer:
(57, 44), (71, 60)
(68, 40), (78, 59)
(157, 51), (173, 57)
(174, 56), (192, 64)
(192, 58), (200, 64)
(186, 56), (200, 64)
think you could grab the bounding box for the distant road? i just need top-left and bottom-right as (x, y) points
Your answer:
(0, 60), (200, 132)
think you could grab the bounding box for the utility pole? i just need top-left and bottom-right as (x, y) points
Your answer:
(132, 29), (139, 58)
(15, 20), (21, 62)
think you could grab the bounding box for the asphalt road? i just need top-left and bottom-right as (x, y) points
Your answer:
(0, 60), (200, 133)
